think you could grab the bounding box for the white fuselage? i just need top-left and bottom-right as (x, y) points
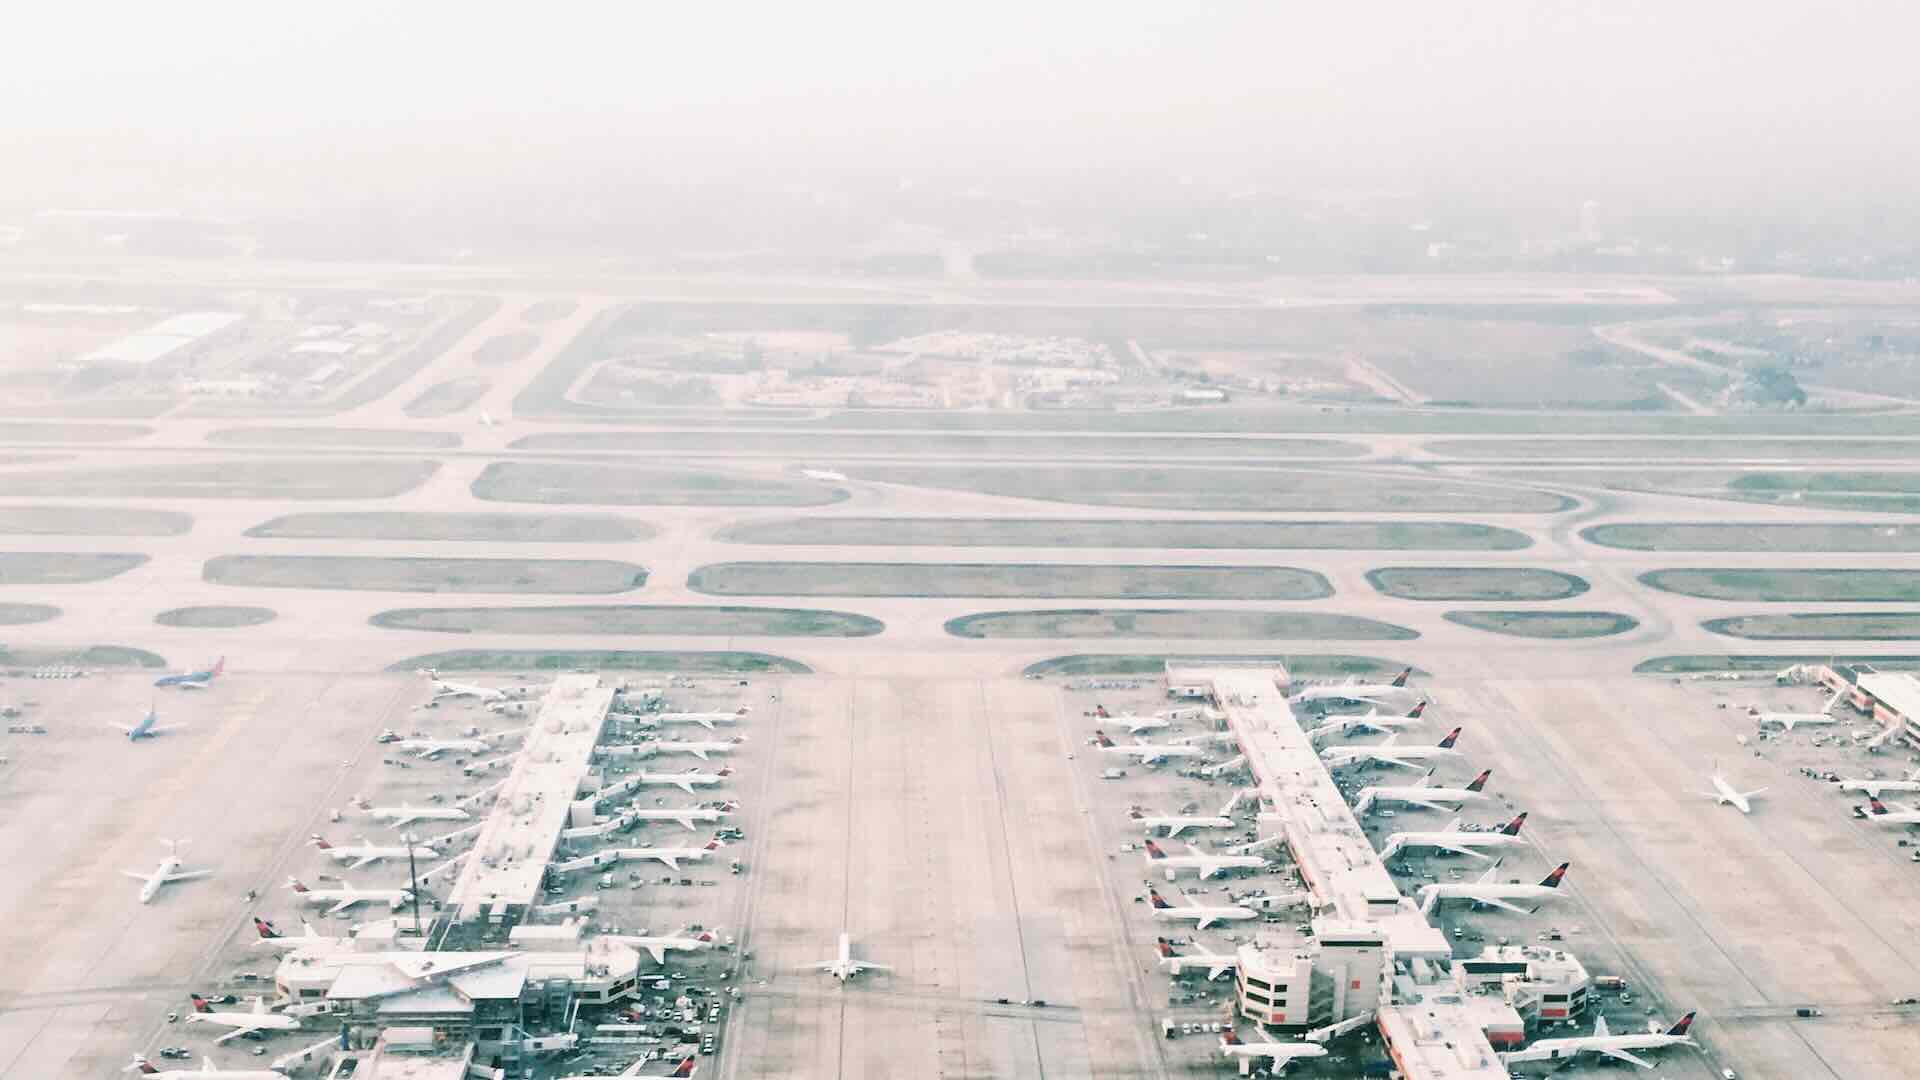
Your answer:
(1380, 830), (1527, 861)
(648, 739), (739, 759)
(638, 770), (727, 794)
(290, 884), (410, 912)
(610, 932), (716, 965)
(1753, 709), (1839, 730)
(1841, 778), (1920, 798)
(134, 1063), (285, 1079)
(396, 738), (489, 758)
(1136, 813), (1233, 838)
(1102, 742), (1204, 765)
(1323, 743), (1457, 769)
(318, 842), (438, 867)
(1419, 880), (1564, 914)
(624, 807), (729, 830)
(1146, 850), (1267, 880)
(1219, 1040), (1328, 1070)
(369, 804), (471, 826)
(1503, 1026), (1694, 1065)
(1358, 784), (1486, 812)
(1161, 949), (1238, 980)
(1153, 903), (1255, 930)
(137, 855), (183, 903)
(1710, 774), (1756, 813)
(433, 680), (509, 702)
(656, 712), (741, 730)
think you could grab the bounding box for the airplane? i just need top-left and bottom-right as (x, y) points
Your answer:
(1093, 730), (1206, 766)
(654, 708), (748, 731)
(125, 1055), (288, 1079)
(636, 767), (732, 795)
(1418, 860), (1570, 916)
(646, 736), (747, 761)
(1699, 770), (1766, 814)
(609, 927), (721, 965)
(122, 840), (211, 903)
(391, 728), (525, 759)
(1751, 689), (1845, 731)
(1218, 1028), (1328, 1073)
(620, 838), (725, 872)
(1107, 712), (1170, 736)
(365, 803), (471, 828)
(1379, 813), (1529, 861)
(622, 803), (737, 831)
(1131, 789), (1250, 838)
(558, 1055), (698, 1080)
(1289, 668), (1413, 706)
(812, 931), (892, 981)
(310, 834), (439, 870)
(1501, 1011), (1696, 1069)
(800, 468), (848, 483)
(1838, 773), (1920, 799)
(1148, 887), (1255, 930)
(1320, 726), (1462, 770)
(1866, 797), (1920, 825)
(250, 916), (350, 954)
(1155, 936), (1237, 981)
(1355, 768), (1493, 813)
(155, 656), (225, 690)
(285, 876), (412, 916)
(1305, 701), (1427, 741)
(1143, 839), (1267, 880)
(424, 673), (532, 703)
(185, 994), (301, 1043)
(110, 704), (186, 741)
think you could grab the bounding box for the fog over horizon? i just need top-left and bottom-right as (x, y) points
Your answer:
(3, 3), (1915, 261)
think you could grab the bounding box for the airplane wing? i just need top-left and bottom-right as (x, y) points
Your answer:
(1595, 1047), (1654, 1069)
(1474, 896), (1533, 916)
(326, 898), (360, 916)
(273, 1037), (340, 1072)
(656, 855), (681, 872)
(1193, 914), (1221, 930)
(163, 870), (213, 883)
(686, 747), (710, 760)
(1423, 840), (1496, 860)
(1401, 797), (1459, 813)
(1164, 822), (1191, 838)
(1207, 961), (1233, 980)
(145, 725), (184, 735)
(417, 747), (445, 760)
(1370, 752), (1420, 769)
(213, 1024), (254, 1044)
(693, 718), (716, 730)
(852, 961), (893, 974)
(644, 943), (667, 964)
(672, 780), (696, 795)
(350, 855), (378, 871)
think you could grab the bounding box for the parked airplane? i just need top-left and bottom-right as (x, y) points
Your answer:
(1751, 689), (1845, 731)
(110, 704), (185, 741)
(285, 877), (412, 916)
(637, 767), (732, 795)
(1379, 813), (1528, 861)
(1320, 727), (1462, 770)
(1143, 839), (1267, 880)
(392, 728), (526, 759)
(1501, 1011), (1696, 1069)
(122, 840), (211, 903)
(310, 834), (439, 870)
(621, 838), (724, 872)
(1355, 768), (1493, 813)
(1093, 730), (1205, 766)
(1148, 887), (1255, 930)
(812, 931), (892, 981)
(800, 468), (848, 483)
(1131, 790), (1250, 838)
(646, 736), (746, 761)
(1839, 773), (1920, 798)
(610, 927), (720, 965)
(623, 804), (736, 831)
(655, 708), (748, 731)
(1156, 937), (1237, 981)
(250, 916), (349, 954)
(366, 803), (471, 828)
(127, 1056), (287, 1079)
(185, 995), (301, 1042)
(1418, 860), (1571, 916)
(1866, 797), (1920, 825)
(1699, 771), (1766, 814)
(1218, 1028), (1328, 1073)
(425, 673), (532, 703)
(1106, 712), (1170, 736)
(155, 656), (225, 690)
(1290, 668), (1413, 706)
(558, 1055), (697, 1079)
(1305, 701), (1427, 741)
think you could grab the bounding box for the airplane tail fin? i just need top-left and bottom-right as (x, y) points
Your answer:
(190, 994), (211, 1013)
(1143, 839), (1167, 860)
(1466, 769), (1492, 792)
(1392, 668), (1411, 687)
(1155, 937), (1176, 957)
(1502, 812), (1528, 836)
(1871, 797), (1889, 815)
(1094, 705), (1110, 718)
(1405, 700), (1426, 719)
(253, 917), (280, 939)
(1093, 730), (1115, 747)
(1222, 1029), (1244, 1046)
(1539, 862), (1570, 888)
(704, 838), (724, 851)
(127, 1057), (160, 1076)
(670, 1055), (697, 1077)
(309, 834), (331, 850)
(285, 876), (309, 893)
(1148, 888), (1172, 910)
(1437, 726), (1461, 749)
(211, 656), (225, 677)
(717, 766), (734, 778)
(1668, 1011), (1697, 1036)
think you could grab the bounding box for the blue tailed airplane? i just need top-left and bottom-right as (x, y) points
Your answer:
(155, 656), (224, 689)
(110, 704), (186, 741)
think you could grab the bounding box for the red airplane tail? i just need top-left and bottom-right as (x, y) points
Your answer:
(1539, 862), (1570, 888)
(1466, 769), (1492, 793)
(1222, 1029), (1244, 1045)
(211, 656), (226, 678)
(1437, 726), (1462, 749)
(670, 1055), (697, 1077)
(1871, 797), (1889, 815)
(1667, 1011), (1696, 1036)
(1391, 667), (1411, 687)
(254, 917), (280, 939)
(1501, 813), (1528, 837)
(1155, 937), (1175, 957)
(190, 994), (212, 1013)
(704, 838), (723, 850)
(1405, 701), (1426, 719)
(131, 1062), (160, 1076)
(1143, 840), (1167, 860)
(717, 766), (734, 778)
(1094, 704), (1111, 718)
(1093, 730), (1115, 747)
(309, 834), (332, 850)
(1148, 888), (1172, 910)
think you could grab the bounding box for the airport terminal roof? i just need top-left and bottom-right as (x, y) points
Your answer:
(446, 674), (616, 915)
(78, 310), (240, 365)
(1377, 1000), (1508, 1080)
(281, 942), (638, 1006)
(1203, 668), (1449, 958)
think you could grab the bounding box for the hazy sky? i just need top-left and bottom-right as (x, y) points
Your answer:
(3, 3), (1914, 210)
